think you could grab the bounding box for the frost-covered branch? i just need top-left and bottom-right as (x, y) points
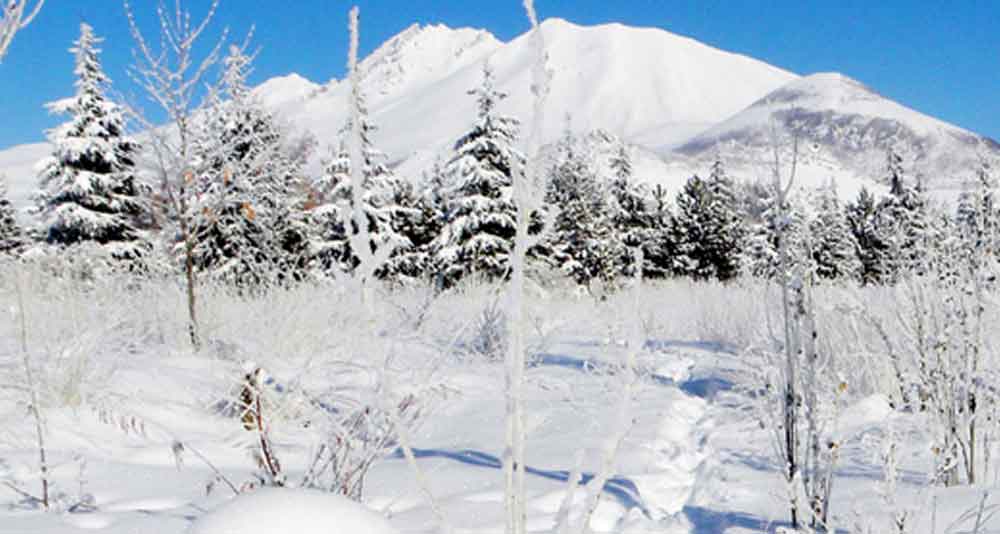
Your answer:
(574, 249), (643, 534)
(11, 268), (49, 510)
(124, 0), (229, 349)
(769, 117), (803, 529)
(0, 0), (44, 63)
(343, 6), (395, 305)
(502, 3), (551, 533)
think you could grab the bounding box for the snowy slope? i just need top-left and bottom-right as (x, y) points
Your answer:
(672, 72), (1000, 192)
(0, 141), (48, 220)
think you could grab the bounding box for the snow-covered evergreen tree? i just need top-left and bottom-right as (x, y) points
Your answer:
(309, 91), (410, 279)
(0, 176), (25, 256)
(434, 62), (522, 286)
(188, 44), (311, 289)
(607, 142), (672, 278)
(877, 148), (931, 280)
(35, 23), (148, 264)
(704, 159), (745, 280)
(846, 187), (891, 285)
(309, 143), (352, 274)
(953, 160), (1000, 281)
(543, 132), (626, 287)
(381, 176), (441, 285)
(673, 159), (744, 281)
(742, 186), (810, 280)
(809, 181), (861, 281)
(958, 160), (998, 243)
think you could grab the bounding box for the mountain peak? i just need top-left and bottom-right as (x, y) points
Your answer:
(357, 23), (501, 96)
(253, 73), (320, 110)
(538, 17), (579, 31)
(761, 72), (880, 108)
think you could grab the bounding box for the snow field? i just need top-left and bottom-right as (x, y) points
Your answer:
(2, 270), (1000, 532)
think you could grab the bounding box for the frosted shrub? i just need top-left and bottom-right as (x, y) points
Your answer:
(468, 298), (508, 361)
(0, 261), (143, 510)
(299, 388), (424, 500)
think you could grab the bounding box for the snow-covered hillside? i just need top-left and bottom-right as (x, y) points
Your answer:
(674, 72), (1000, 192)
(0, 141), (48, 217)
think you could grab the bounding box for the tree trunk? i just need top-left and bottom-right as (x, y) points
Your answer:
(180, 216), (200, 351)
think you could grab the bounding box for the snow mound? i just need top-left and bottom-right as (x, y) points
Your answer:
(834, 393), (893, 442)
(188, 488), (399, 534)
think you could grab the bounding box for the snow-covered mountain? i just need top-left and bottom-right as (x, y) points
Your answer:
(281, 17), (795, 177)
(673, 73), (1000, 192)
(1, 18), (996, 214)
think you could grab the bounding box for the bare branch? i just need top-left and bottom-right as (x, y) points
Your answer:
(0, 0), (45, 63)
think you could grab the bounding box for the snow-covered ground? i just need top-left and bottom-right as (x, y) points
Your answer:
(2, 273), (999, 534)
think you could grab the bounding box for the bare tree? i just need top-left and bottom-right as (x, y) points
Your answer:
(5, 268), (50, 510)
(344, 7), (394, 309)
(123, 0), (229, 350)
(768, 118), (803, 530)
(0, 0), (44, 63)
(503, 2), (552, 533)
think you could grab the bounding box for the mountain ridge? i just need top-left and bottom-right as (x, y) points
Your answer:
(675, 71), (999, 191)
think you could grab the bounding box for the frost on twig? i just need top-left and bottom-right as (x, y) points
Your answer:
(0, 0), (44, 63)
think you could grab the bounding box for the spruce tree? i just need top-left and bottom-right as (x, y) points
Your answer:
(188, 45), (310, 289)
(703, 159), (745, 280)
(673, 175), (711, 279)
(544, 132), (626, 287)
(35, 23), (147, 263)
(607, 142), (672, 278)
(809, 181), (861, 281)
(954, 160), (1000, 281)
(310, 92), (410, 279)
(434, 62), (522, 286)
(742, 186), (810, 280)
(673, 159), (745, 281)
(877, 148), (931, 280)
(846, 187), (891, 285)
(0, 176), (25, 256)
(381, 176), (441, 285)
(310, 142), (353, 274)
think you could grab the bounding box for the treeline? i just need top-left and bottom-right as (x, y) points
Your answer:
(0, 23), (994, 294)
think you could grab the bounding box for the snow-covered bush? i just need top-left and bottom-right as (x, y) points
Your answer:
(465, 297), (508, 361)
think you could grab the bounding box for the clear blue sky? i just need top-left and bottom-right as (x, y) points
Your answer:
(0, 1), (997, 149)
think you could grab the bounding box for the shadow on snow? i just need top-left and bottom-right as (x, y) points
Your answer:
(683, 505), (791, 533)
(397, 447), (651, 518)
(530, 352), (733, 400)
